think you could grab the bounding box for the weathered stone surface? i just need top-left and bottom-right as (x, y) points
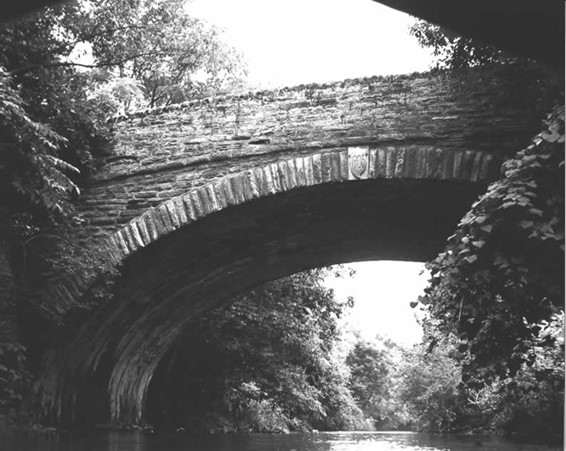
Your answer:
(73, 66), (550, 243)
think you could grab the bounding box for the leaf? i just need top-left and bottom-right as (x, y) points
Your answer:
(541, 130), (561, 143)
(519, 220), (534, 229)
(463, 255), (478, 264)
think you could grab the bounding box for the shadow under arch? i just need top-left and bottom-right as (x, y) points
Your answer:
(40, 146), (498, 425)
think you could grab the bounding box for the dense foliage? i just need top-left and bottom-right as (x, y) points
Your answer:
(409, 20), (514, 70)
(342, 320), (563, 441)
(146, 269), (367, 433)
(345, 337), (410, 430)
(346, 340), (390, 424)
(0, 69), (78, 219)
(397, 339), (464, 432)
(417, 104), (564, 380)
(405, 20), (564, 441)
(66, 0), (246, 109)
(464, 311), (564, 439)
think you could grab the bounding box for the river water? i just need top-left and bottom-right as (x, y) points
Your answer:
(1, 431), (562, 451)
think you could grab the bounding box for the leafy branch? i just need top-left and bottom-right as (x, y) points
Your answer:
(417, 103), (564, 379)
(0, 68), (80, 216)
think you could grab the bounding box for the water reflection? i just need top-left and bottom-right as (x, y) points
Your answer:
(1, 430), (561, 451)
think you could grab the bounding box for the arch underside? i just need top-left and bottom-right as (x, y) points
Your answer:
(43, 174), (488, 425)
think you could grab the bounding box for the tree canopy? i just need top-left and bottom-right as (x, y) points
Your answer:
(0, 0), (247, 225)
(409, 20), (515, 70)
(145, 269), (366, 433)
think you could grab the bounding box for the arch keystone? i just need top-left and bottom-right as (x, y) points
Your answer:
(348, 146), (370, 180)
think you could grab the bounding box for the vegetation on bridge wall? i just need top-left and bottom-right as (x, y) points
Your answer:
(408, 21), (564, 441)
(418, 104), (564, 379)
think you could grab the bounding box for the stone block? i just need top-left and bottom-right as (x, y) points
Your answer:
(321, 152), (332, 182)
(311, 154), (322, 185)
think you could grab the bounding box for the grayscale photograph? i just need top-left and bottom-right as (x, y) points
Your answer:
(0, 0), (563, 450)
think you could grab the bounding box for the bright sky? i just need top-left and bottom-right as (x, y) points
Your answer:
(189, 0), (436, 346)
(189, 0), (435, 89)
(325, 262), (429, 347)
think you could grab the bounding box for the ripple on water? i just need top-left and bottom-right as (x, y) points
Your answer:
(0, 430), (562, 451)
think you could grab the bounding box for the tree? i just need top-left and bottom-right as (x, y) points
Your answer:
(346, 338), (397, 429)
(58, 0), (247, 108)
(409, 20), (514, 70)
(397, 340), (465, 432)
(0, 68), (79, 218)
(0, 66), (81, 428)
(145, 269), (366, 433)
(463, 311), (564, 441)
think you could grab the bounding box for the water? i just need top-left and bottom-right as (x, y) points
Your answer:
(0, 430), (561, 451)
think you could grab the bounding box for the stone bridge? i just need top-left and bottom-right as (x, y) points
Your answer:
(38, 66), (552, 425)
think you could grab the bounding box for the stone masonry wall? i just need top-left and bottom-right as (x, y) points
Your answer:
(76, 68), (546, 242)
(33, 66), (551, 322)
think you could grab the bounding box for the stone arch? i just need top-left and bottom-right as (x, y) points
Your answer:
(106, 146), (494, 261)
(44, 146), (496, 314)
(40, 146), (498, 425)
